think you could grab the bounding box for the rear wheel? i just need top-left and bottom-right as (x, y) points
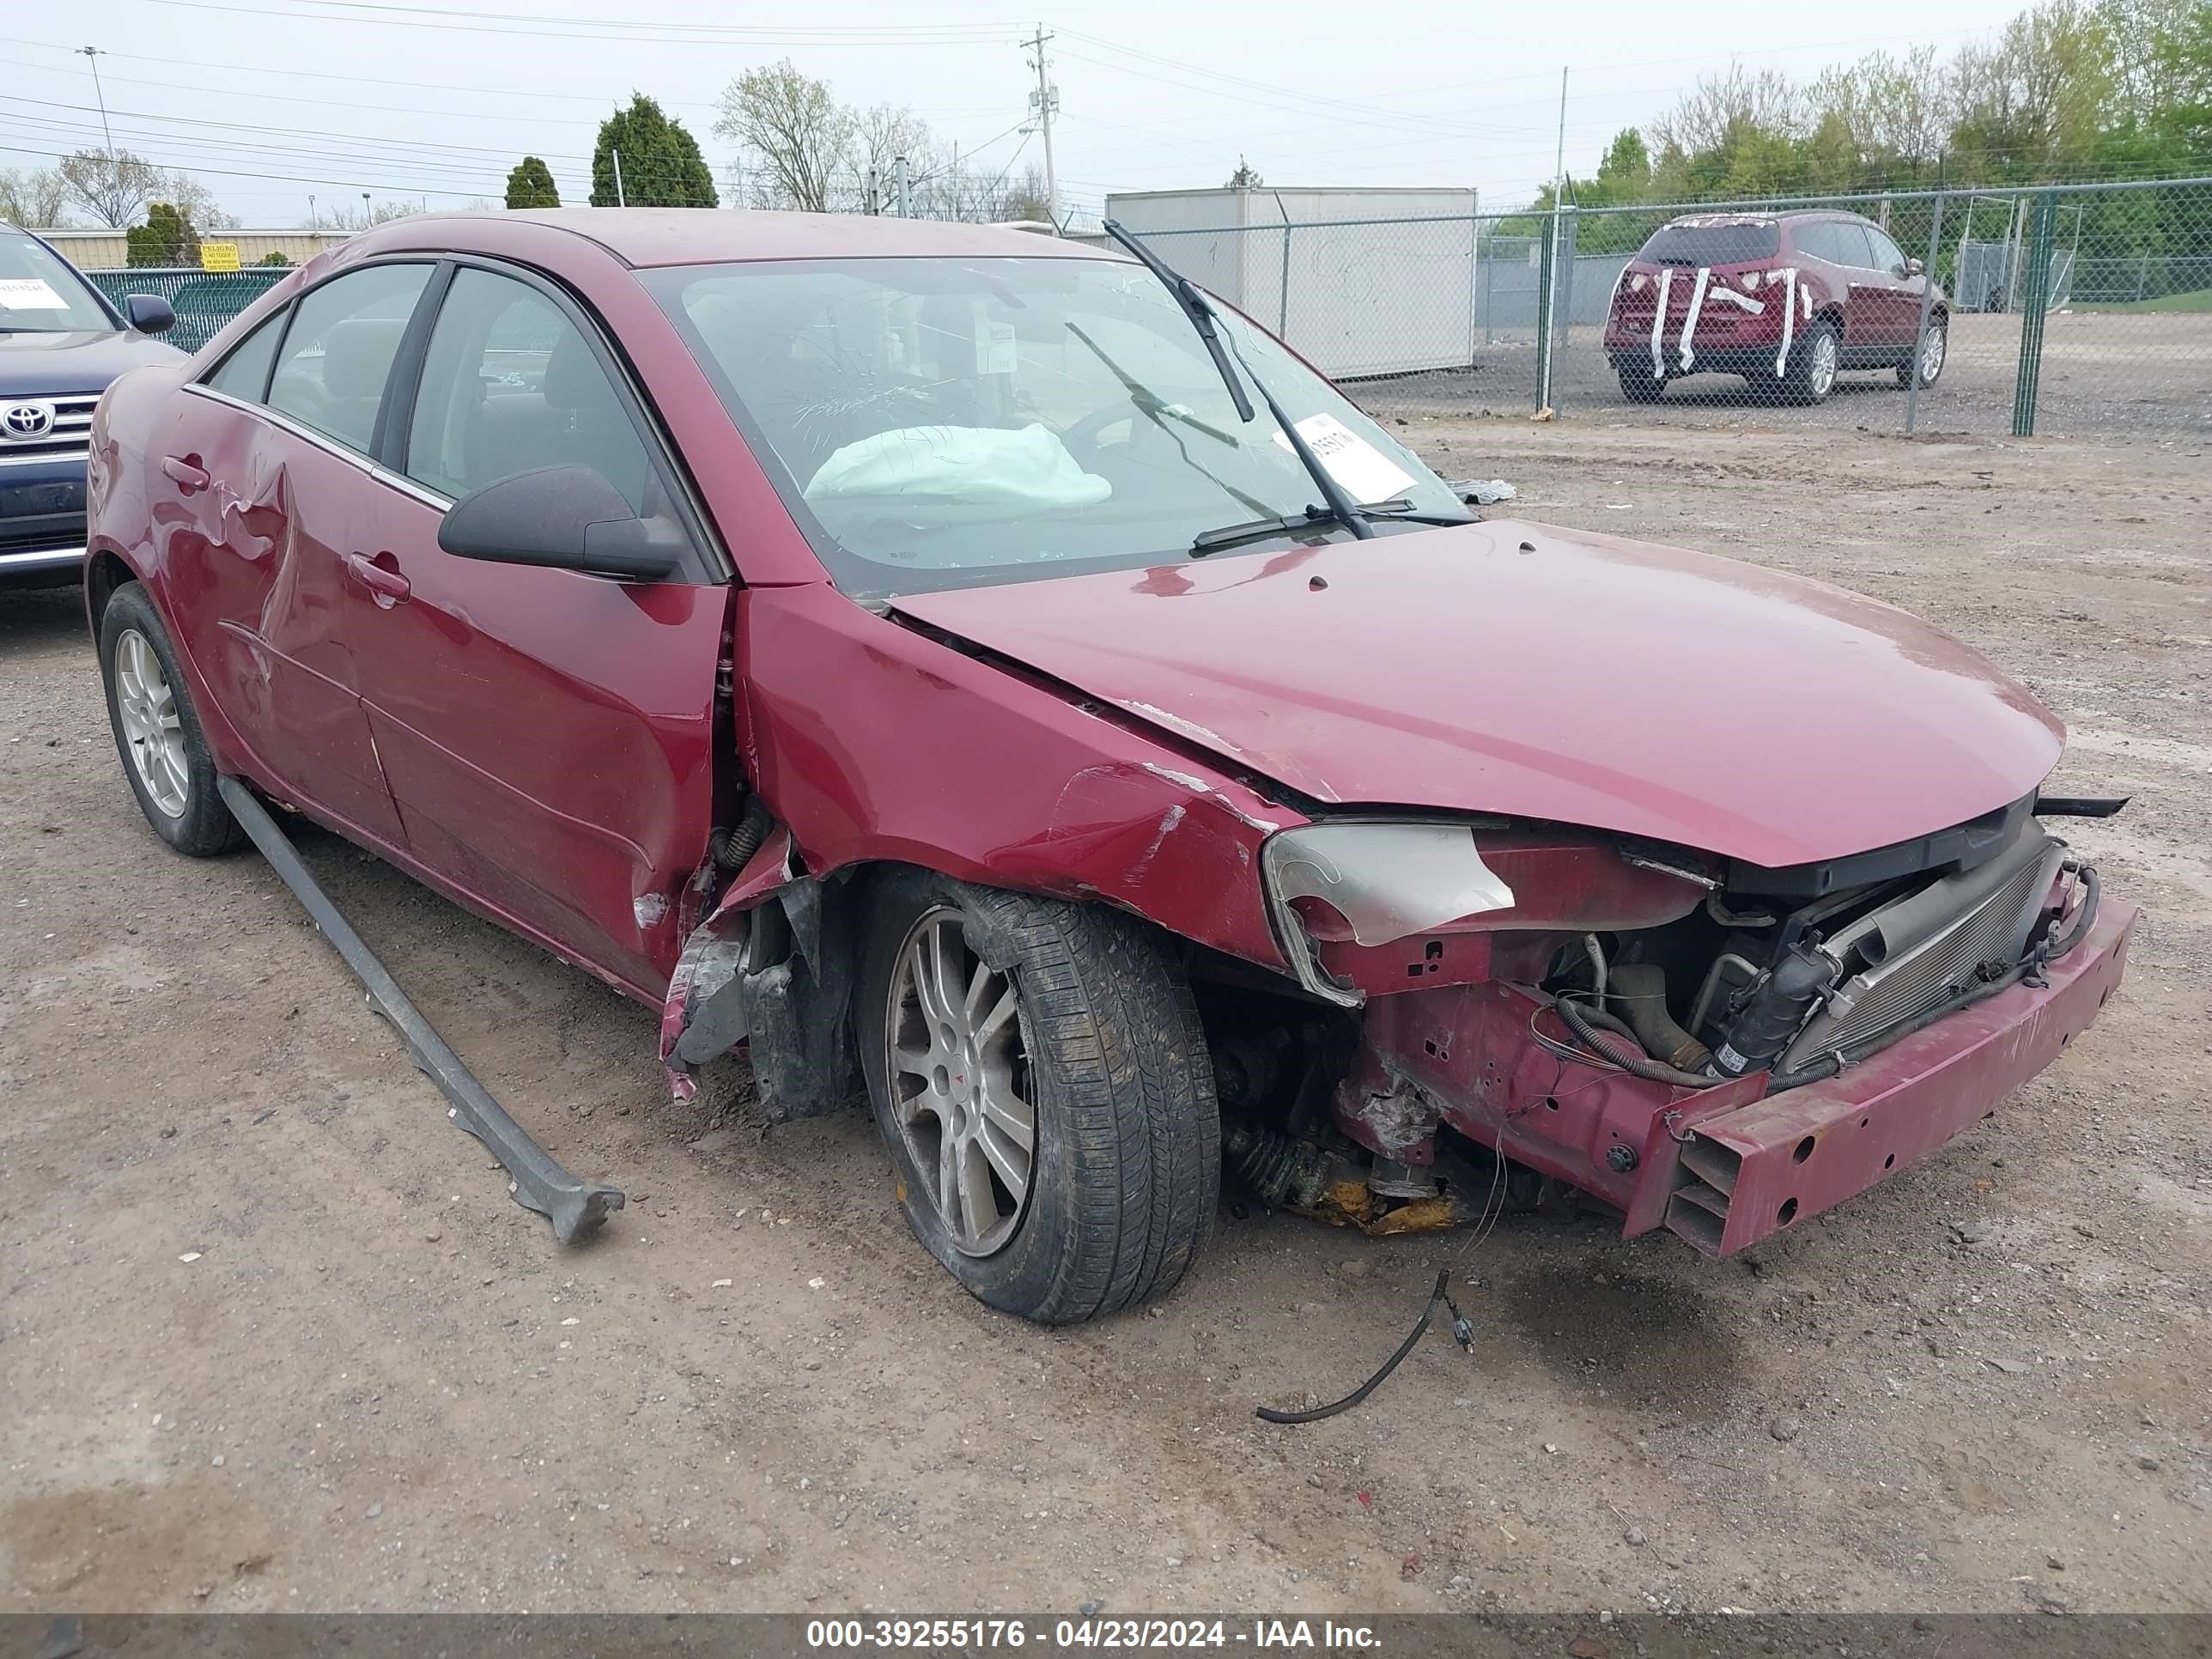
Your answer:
(857, 869), (1218, 1323)
(98, 582), (244, 857)
(1616, 361), (1665, 403)
(1898, 317), (1947, 388)
(1784, 317), (1841, 404)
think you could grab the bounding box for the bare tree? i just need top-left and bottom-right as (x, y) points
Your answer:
(1808, 46), (1954, 167)
(162, 172), (240, 232)
(1651, 64), (1806, 155)
(57, 149), (169, 228)
(849, 103), (934, 210)
(318, 198), (427, 231)
(715, 61), (853, 213)
(0, 167), (71, 228)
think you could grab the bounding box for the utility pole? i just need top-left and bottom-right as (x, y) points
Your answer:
(1023, 24), (1058, 225)
(611, 149), (627, 207)
(77, 46), (113, 156)
(1552, 66), (1568, 199)
(894, 155), (909, 218)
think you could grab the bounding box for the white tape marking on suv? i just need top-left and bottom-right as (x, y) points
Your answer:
(1704, 283), (1765, 314)
(1775, 267), (1798, 376)
(1678, 266), (1711, 373)
(1650, 265), (1673, 378)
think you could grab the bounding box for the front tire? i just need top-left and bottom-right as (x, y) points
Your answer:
(857, 870), (1218, 1324)
(98, 581), (244, 857)
(1899, 317), (1947, 388)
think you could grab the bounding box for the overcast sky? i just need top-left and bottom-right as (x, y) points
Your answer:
(6, 0), (2033, 228)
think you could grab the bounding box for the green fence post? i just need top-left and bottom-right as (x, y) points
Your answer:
(2010, 191), (2057, 437)
(1534, 219), (1556, 413)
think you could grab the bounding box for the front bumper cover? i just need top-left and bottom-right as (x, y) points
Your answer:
(1337, 897), (2135, 1257)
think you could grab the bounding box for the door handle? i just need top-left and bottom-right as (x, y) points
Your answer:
(161, 454), (210, 493)
(343, 550), (411, 607)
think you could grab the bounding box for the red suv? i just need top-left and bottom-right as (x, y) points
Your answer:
(1605, 211), (1947, 404)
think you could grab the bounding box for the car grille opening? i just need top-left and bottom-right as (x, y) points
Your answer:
(0, 394), (99, 465)
(1782, 832), (2064, 1071)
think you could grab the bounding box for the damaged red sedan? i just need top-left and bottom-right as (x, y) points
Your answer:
(86, 210), (2130, 1322)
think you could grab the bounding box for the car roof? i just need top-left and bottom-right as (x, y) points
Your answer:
(352, 207), (1127, 270)
(1660, 210), (1869, 228)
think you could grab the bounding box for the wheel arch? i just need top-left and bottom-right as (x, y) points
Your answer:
(82, 548), (141, 631)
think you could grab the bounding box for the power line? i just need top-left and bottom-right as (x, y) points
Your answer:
(142, 0), (1023, 47)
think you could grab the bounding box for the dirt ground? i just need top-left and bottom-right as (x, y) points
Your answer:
(3, 418), (2208, 1619)
(1382, 310), (2212, 443)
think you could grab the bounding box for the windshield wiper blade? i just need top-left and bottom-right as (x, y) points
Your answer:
(1102, 219), (1255, 425)
(1190, 499), (1470, 556)
(1103, 218), (1375, 544)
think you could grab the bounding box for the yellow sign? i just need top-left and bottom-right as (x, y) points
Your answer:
(199, 243), (241, 272)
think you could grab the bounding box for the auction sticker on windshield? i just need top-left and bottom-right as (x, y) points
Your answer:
(1272, 412), (1414, 504)
(0, 279), (69, 310)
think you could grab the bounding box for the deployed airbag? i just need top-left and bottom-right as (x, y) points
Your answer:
(805, 422), (1113, 522)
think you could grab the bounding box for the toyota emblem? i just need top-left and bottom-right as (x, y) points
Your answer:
(2, 401), (56, 441)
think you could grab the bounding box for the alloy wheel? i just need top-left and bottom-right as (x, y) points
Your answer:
(1810, 331), (1838, 397)
(114, 628), (190, 818)
(885, 908), (1036, 1256)
(1918, 327), (1946, 384)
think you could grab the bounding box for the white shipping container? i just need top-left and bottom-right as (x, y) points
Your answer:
(1102, 187), (1477, 379)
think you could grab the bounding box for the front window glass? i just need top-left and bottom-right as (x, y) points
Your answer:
(404, 266), (653, 508)
(1638, 222), (1780, 266)
(644, 256), (1463, 598)
(267, 263), (431, 454)
(0, 231), (115, 332)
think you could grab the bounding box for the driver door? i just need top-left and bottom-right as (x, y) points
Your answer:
(339, 260), (732, 1000)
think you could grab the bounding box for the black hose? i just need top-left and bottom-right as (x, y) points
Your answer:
(1768, 864), (2103, 1093)
(1555, 997), (1717, 1090)
(1256, 1270), (1447, 1424)
(709, 799), (774, 872)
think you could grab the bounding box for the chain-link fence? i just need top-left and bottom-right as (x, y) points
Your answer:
(83, 268), (290, 354)
(78, 182), (2209, 441)
(1097, 175), (2212, 443)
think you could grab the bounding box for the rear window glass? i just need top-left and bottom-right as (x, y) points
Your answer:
(1638, 222), (1780, 265)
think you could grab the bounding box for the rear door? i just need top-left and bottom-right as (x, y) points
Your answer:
(159, 263), (434, 844)
(1820, 222), (1890, 354)
(339, 258), (732, 999)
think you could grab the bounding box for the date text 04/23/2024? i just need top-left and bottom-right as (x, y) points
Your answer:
(804, 1620), (1381, 1650)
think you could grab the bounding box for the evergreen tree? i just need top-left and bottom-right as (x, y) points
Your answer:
(505, 155), (561, 209)
(591, 94), (717, 207)
(125, 202), (200, 268)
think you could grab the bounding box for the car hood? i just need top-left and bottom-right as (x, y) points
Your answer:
(0, 330), (185, 396)
(890, 520), (2063, 870)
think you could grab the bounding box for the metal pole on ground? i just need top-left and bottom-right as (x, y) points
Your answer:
(1905, 178), (1947, 435)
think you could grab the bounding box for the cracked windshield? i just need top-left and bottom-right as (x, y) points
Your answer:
(645, 255), (1464, 594)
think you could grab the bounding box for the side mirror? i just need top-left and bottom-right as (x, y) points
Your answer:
(125, 294), (177, 335)
(437, 464), (684, 582)
(1905, 258), (1924, 277)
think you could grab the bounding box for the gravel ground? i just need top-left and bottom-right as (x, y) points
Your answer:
(3, 420), (2208, 1617)
(1369, 310), (2212, 443)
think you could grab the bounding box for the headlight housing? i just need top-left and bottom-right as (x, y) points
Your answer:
(1261, 821), (1516, 1006)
